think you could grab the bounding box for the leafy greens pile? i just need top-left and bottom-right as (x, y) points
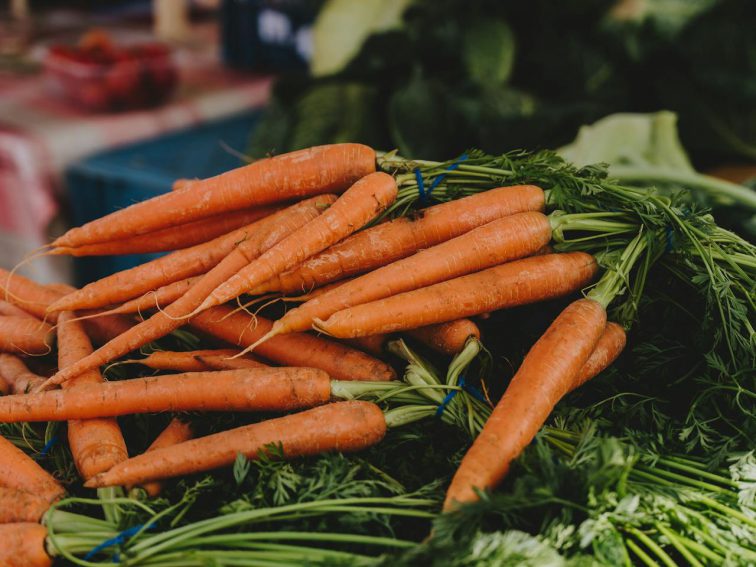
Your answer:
(250, 0), (756, 165)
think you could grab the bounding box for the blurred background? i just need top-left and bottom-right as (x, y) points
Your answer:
(0, 0), (754, 285)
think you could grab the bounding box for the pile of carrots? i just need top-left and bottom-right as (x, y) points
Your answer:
(0, 143), (628, 564)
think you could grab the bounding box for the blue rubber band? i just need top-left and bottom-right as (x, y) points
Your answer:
(35, 435), (58, 460)
(461, 379), (488, 404)
(435, 389), (458, 417)
(414, 167), (427, 204)
(84, 523), (155, 561)
(435, 374), (487, 417)
(414, 153), (469, 205)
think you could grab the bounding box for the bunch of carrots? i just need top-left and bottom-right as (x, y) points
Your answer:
(0, 143), (644, 564)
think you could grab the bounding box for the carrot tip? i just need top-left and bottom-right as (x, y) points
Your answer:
(240, 325), (280, 355)
(311, 318), (333, 337)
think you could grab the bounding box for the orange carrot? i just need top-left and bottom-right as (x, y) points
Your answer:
(0, 354), (46, 394)
(0, 269), (62, 322)
(0, 488), (52, 523)
(406, 319), (481, 355)
(85, 401), (386, 488)
(0, 316), (54, 355)
(282, 277), (356, 302)
(133, 349), (265, 373)
(137, 418), (194, 497)
(0, 374), (7, 395)
(190, 306), (395, 381)
(54, 143), (376, 248)
(0, 300), (36, 319)
(92, 276), (201, 318)
(0, 523), (52, 567)
(570, 322), (626, 391)
(316, 253), (598, 338)
(443, 298), (607, 510)
(52, 206), (280, 257)
(196, 353), (267, 371)
(252, 184), (546, 296)
(264, 211), (551, 343)
(46, 209), (286, 313)
(81, 311), (136, 345)
(58, 311), (129, 480)
(0, 368), (332, 422)
(47, 284), (137, 345)
(346, 335), (388, 357)
(172, 178), (193, 191)
(195, 172), (398, 313)
(0, 434), (65, 503)
(43, 196), (334, 388)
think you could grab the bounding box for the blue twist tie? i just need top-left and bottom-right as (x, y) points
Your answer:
(84, 523), (155, 561)
(414, 167), (427, 203)
(35, 435), (58, 460)
(435, 374), (487, 417)
(414, 153), (469, 205)
(434, 389), (458, 417)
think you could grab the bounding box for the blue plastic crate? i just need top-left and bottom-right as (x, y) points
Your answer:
(64, 110), (262, 286)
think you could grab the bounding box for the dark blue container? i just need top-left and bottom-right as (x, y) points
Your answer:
(64, 110), (261, 286)
(220, 0), (323, 71)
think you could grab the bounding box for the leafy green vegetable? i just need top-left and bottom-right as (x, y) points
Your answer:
(558, 111), (756, 213)
(461, 18), (515, 87)
(311, 0), (412, 77)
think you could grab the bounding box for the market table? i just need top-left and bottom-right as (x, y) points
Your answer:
(0, 26), (270, 283)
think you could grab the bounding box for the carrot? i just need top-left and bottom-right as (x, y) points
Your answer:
(0, 374), (7, 395)
(0, 269), (62, 322)
(137, 418), (194, 497)
(443, 298), (607, 510)
(92, 276), (201, 318)
(81, 311), (136, 345)
(251, 184), (546, 296)
(196, 353), (267, 371)
(0, 316), (54, 355)
(0, 523), (52, 567)
(262, 211), (551, 343)
(0, 300), (36, 319)
(46, 208), (290, 313)
(51, 205), (280, 257)
(54, 143), (376, 248)
(283, 277), (356, 302)
(43, 196), (334, 388)
(190, 306), (396, 381)
(47, 284), (137, 345)
(85, 401), (386, 488)
(570, 322), (626, 391)
(58, 311), (129, 480)
(171, 178), (193, 191)
(133, 349), (265, 372)
(344, 320), (481, 356)
(406, 319), (481, 355)
(195, 172), (398, 314)
(0, 368), (332, 422)
(316, 252), (598, 338)
(0, 434), (64, 503)
(0, 354), (46, 394)
(346, 335), (388, 357)
(0, 487), (52, 523)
